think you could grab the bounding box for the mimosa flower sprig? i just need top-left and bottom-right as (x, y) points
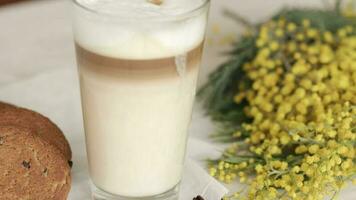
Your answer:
(199, 1), (356, 200)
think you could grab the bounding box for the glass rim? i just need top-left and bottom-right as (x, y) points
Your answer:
(72, 0), (210, 21)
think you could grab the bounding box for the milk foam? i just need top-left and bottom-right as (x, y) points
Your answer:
(74, 0), (208, 59)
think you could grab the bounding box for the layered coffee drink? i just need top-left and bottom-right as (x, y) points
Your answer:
(73, 0), (209, 199)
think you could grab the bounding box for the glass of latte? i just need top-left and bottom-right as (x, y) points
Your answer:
(72, 0), (210, 199)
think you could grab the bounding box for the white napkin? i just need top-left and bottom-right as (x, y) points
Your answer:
(0, 68), (228, 200)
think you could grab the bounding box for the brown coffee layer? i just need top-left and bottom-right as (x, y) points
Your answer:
(75, 43), (204, 81)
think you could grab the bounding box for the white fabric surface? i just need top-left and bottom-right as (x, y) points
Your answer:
(0, 0), (355, 199)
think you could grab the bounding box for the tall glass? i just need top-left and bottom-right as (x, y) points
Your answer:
(72, 0), (210, 199)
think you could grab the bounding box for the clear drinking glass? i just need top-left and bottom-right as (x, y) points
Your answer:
(72, 0), (210, 199)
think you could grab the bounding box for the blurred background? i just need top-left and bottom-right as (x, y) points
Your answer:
(0, 0), (342, 88)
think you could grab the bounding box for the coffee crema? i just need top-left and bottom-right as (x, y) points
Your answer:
(75, 43), (204, 82)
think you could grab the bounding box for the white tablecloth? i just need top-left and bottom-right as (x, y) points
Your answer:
(0, 0), (355, 199)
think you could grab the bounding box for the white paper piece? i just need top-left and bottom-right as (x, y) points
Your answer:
(182, 159), (228, 200)
(0, 68), (228, 200)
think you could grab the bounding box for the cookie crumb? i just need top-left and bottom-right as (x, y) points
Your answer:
(193, 195), (205, 200)
(148, 0), (163, 5)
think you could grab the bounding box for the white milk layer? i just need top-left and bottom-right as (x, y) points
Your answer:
(79, 61), (200, 197)
(74, 0), (208, 197)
